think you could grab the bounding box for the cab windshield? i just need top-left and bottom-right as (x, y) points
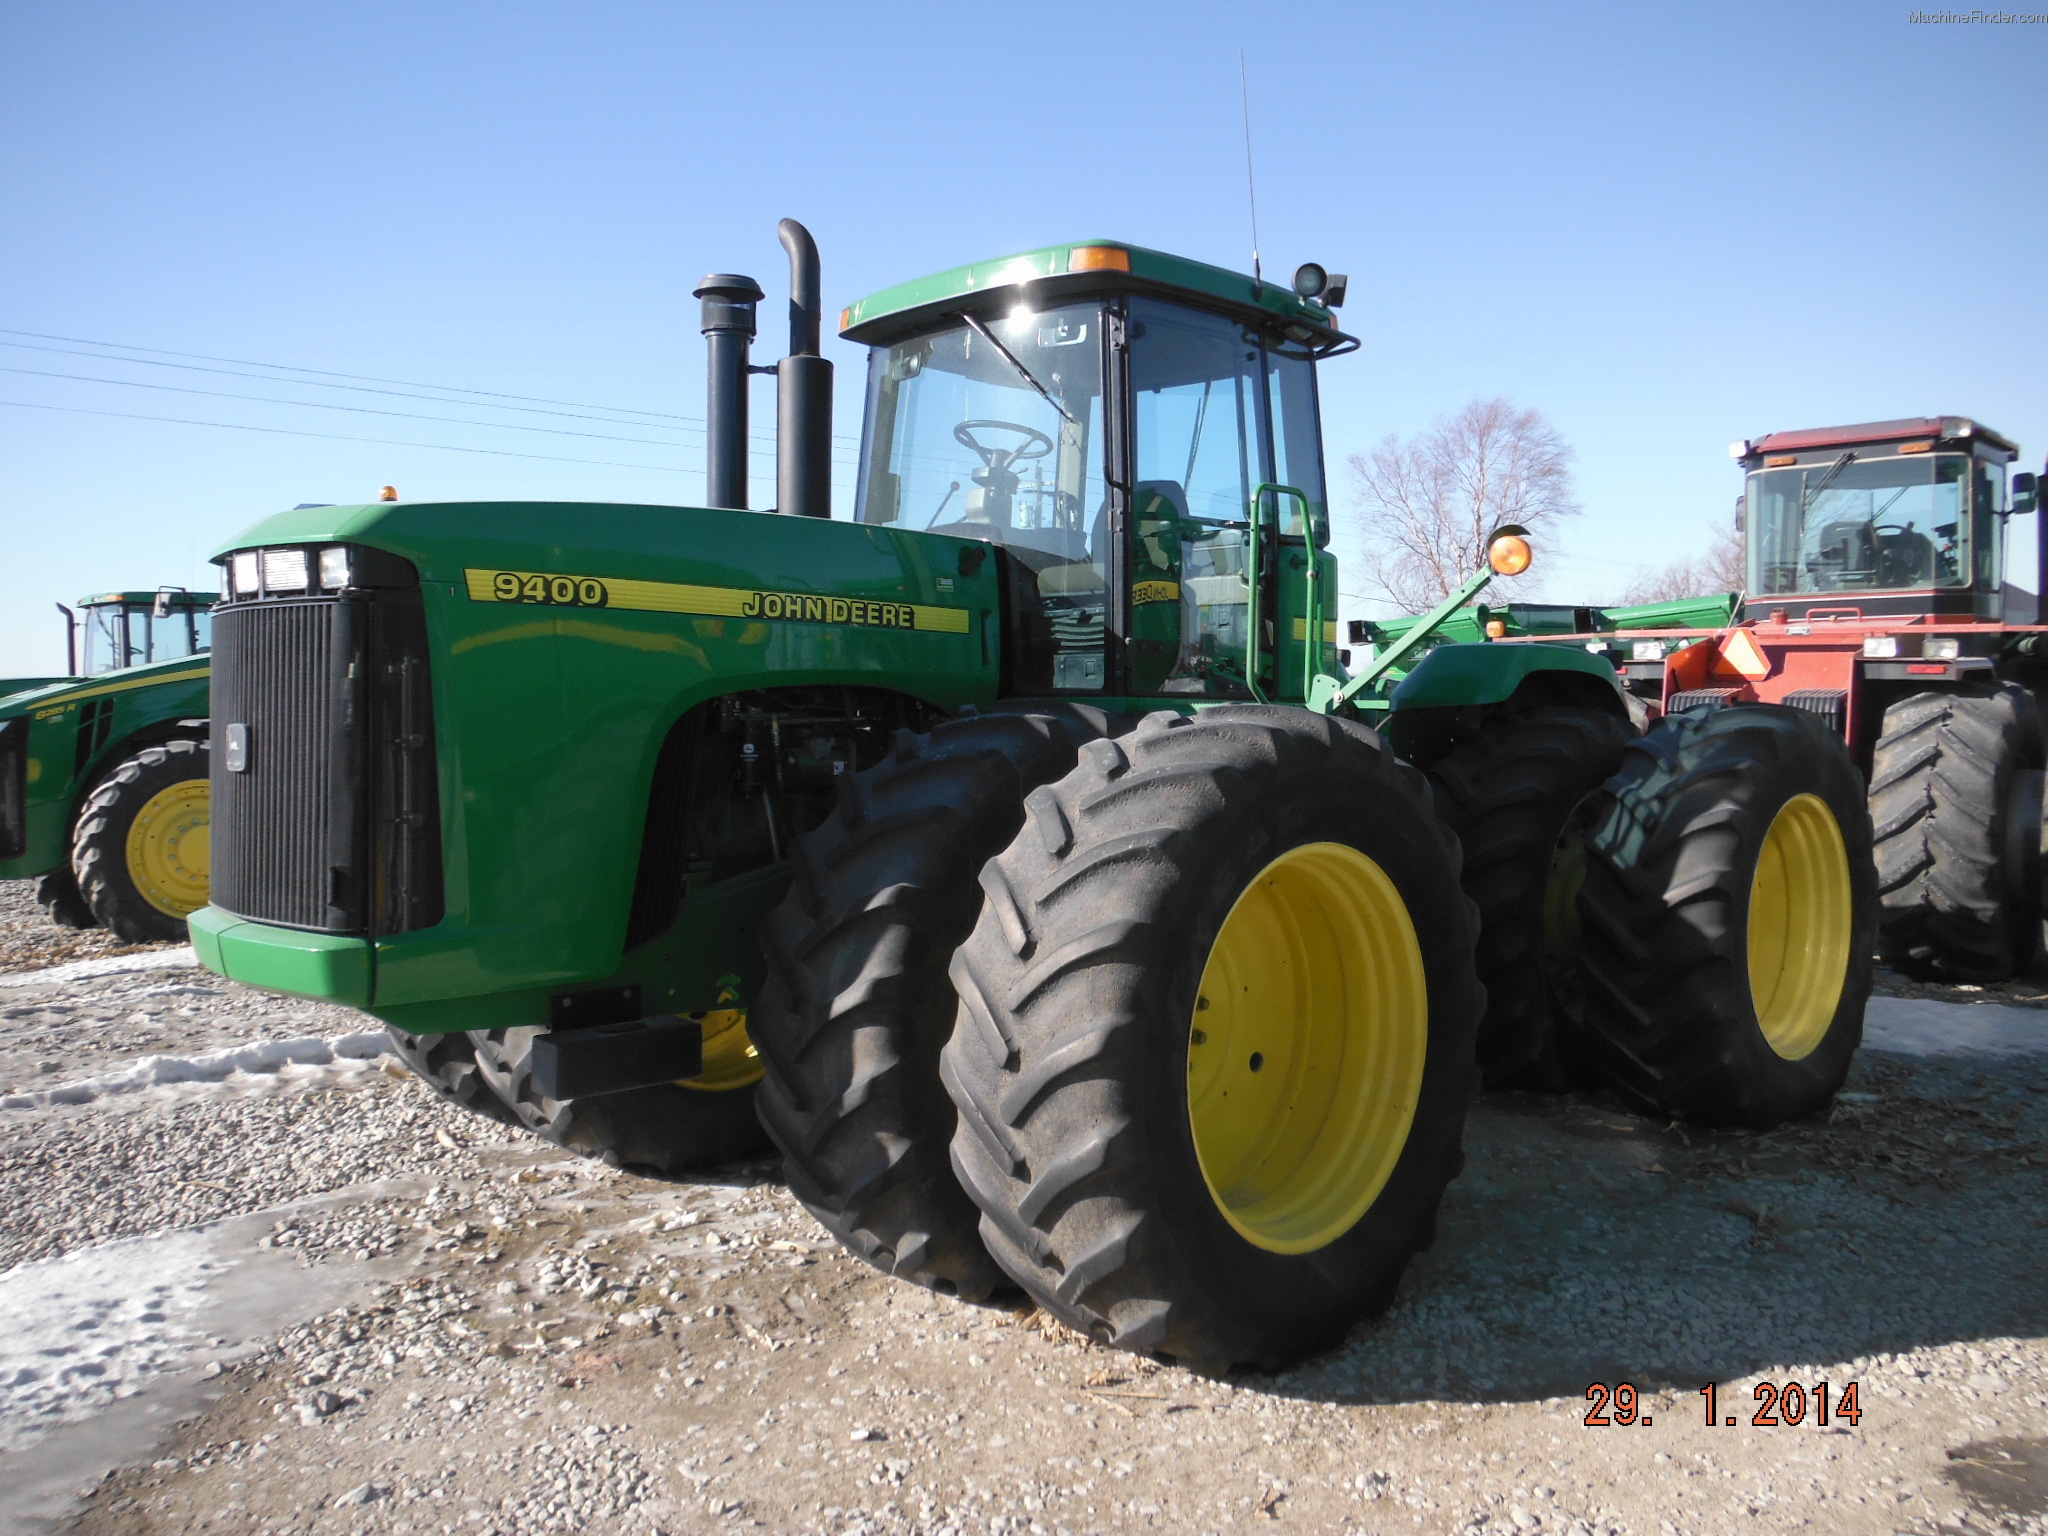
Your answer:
(80, 603), (213, 674)
(855, 301), (1106, 562)
(1748, 453), (1982, 595)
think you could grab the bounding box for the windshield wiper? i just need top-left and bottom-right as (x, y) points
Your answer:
(962, 313), (1076, 426)
(1800, 450), (1857, 513)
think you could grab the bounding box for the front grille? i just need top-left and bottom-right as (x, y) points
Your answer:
(0, 718), (26, 860)
(210, 601), (342, 929)
(209, 552), (442, 936)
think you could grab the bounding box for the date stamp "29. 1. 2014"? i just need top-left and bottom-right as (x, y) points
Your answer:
(1583, 1381), (1863, 1429)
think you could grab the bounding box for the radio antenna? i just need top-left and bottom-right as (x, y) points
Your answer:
(1238, 48), (1262, 289)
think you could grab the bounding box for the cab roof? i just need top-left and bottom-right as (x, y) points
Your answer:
(78, 591), (220, 607)
(1744, 417), (2018, 460)
(839, 240), (1355, 353)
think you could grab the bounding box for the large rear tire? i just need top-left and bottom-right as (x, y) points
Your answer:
(1575, 706), (1874, 1128)
(386, 1029), (518, 1126)
(1870, 685), (2045, 982)
(468, 1014), (771, 1174)
(751, 705), (1127, 1301)
(72, 739), (210, 943)
(1426, 705), (1631, 1090)
(942, 707), (1481, 1372)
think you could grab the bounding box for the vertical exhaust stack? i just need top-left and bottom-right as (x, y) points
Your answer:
(776, 219), (833, 518)
(694, 273), (764, 510)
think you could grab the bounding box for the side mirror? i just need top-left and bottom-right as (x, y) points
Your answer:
(2014, 471), (2039, 516)
(1733, 493), (1746, 535)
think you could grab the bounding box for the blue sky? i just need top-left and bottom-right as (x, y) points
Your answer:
(2, 0), (2043, 671)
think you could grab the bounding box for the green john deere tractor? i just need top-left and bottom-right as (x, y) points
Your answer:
(189, 224), (1872, 1370)
(1, 589), (215, 939)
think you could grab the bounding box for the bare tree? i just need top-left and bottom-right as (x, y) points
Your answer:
(1615, 505), (1744, 605)
(1345, 397), (1580, 611)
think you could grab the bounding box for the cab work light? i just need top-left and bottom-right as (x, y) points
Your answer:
(319, 546), (352, 590)
(261, 548), (310, 592)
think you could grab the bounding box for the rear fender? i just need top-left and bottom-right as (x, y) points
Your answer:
(1390, 642), (1627, 718)
(1382, 643), (1628, 768)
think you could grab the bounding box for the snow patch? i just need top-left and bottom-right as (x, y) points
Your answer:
(0, 1031), (394, 1110)
(0, 1229), (225, 1451)
(0, 947), (199, 989)
(1863, 996), (2048, 1058)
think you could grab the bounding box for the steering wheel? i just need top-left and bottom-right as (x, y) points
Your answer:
(954, 419), (1054, 474)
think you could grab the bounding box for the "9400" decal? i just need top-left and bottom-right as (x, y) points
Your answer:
(491, 571), (609, 607)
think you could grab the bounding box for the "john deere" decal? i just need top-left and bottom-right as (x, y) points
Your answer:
(466, 569), (971, 634)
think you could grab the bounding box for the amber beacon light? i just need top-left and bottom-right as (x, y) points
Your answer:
(1486, 525), (1533, 577)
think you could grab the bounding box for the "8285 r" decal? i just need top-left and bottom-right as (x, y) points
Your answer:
(490, 571), (609, 607)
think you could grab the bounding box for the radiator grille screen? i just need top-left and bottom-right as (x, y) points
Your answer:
(210, 600), (341, 929)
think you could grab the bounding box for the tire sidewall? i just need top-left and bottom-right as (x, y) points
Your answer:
(1676, 710), (1874, 1119)
(1114, 717), (1475, 1338)
(74, 740), (209, 940)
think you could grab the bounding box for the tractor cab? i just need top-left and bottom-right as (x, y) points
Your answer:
(1736, 417), (2032, 623)
(841, 243), (1350, 702)
(62, 589), (219, 677)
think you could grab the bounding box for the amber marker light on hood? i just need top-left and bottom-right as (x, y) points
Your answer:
(1068, 246), (1131, 273)
(1487, 534), (1533, 577)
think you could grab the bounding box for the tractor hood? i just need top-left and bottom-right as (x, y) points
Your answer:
(212, 500), (994, 641)
(0, 651), (210, 720)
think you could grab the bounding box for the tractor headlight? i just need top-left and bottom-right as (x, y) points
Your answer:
(261, 548), (310, 592)
(319, 546), (352, 590)
(1631, 640), (1665, 662)
(1924, 637), (1961, 660)
(1862, 636), (1898, 658)
(231, 551), (260, 598)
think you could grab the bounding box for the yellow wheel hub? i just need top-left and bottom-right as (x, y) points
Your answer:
(1747, 792), (1852, 1061)
(679, 1008), (764, 1092)
(1186, 841), (1429, 1255)
(125, 779), (211, 918)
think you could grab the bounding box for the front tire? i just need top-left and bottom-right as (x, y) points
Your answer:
(751, 706), (1126, 1302)
(386, 1029), (518, 1126)
(1870, 685), (2045, 982)
(469, 1013), (771, 1174)
(72, 739), (211, 943)
(942, 708), (1480, 1372)
(1575, 706), (1874, 1128)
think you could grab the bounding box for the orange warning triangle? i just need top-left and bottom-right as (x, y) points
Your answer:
(1713, 628), (1773, 681)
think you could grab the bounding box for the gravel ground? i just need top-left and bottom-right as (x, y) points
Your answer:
(0, 879), (2043, 1536)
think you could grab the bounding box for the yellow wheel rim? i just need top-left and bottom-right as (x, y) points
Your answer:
(1186, 841), (1429, 1255)
(124, 779), (211, 918)
(678, 1007), (764, 1091)
(1747, 793), (1852, 1061)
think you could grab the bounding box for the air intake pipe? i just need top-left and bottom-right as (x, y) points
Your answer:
(693, 272), (764, 510)
(775, 218), (832, 518)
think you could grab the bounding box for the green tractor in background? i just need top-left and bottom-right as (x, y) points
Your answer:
(188, 224), (1872, 1371)
(1, 589), (215, 939)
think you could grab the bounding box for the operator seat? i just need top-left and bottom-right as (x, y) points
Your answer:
(1811, 520), (1879, 588)
(1875, 527), (1936, 588)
